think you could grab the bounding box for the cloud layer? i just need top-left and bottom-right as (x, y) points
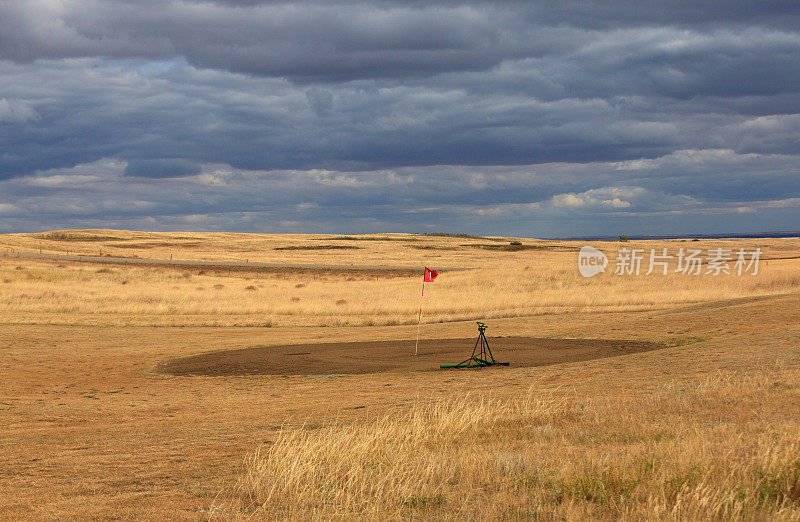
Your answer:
(1, 1), (798, 235)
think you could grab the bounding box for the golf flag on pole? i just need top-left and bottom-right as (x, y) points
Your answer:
(415, 267), (437, 355)
(424, 267), (438, 282)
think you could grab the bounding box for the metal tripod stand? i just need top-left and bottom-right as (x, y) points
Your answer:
(440, 322), (509, 368)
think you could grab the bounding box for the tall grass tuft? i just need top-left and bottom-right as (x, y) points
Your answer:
(228, 372), (800, 519)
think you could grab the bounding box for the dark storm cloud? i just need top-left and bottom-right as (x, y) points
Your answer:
(3, 1), (798, 82)
(1, 1), (799, 234)
(0, 1), (518, 81)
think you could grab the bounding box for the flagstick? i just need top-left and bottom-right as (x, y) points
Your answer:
(414, 282), (425, 356)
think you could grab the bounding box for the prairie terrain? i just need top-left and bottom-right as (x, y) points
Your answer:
(2, 230), (799, 327)
(0, 230), (798, 519)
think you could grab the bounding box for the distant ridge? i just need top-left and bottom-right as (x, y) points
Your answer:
(548, 231), (800, 241)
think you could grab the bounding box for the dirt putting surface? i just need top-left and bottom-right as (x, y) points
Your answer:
(158, 336), (666, 376)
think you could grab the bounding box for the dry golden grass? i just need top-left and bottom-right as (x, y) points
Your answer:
(2, 228), (798, 267)
(2, 231), (799, 327)
(229, 369), (800, 520)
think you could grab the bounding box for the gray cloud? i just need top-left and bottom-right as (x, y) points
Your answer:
(306, 88), (334, 117)
(0, 1), (798, 235)
(124, 158), (202, 178)
(0, 98), (39, 123)
(2, 152), (797, 236)
(3, 1), (798, 82)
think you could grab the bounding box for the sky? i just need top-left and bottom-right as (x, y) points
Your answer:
(0, 0), (798, 237)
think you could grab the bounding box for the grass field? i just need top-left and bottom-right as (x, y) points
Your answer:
(1, 230), (798, 519)
(2, 231), (799, 327)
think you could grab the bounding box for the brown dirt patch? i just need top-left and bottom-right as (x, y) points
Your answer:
(274, 245), (361, 250)
(112, 241), (203, 248)
(157, 336), (666, 376)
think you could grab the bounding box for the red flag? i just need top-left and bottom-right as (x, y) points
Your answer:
(423, 267), (438, 282)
